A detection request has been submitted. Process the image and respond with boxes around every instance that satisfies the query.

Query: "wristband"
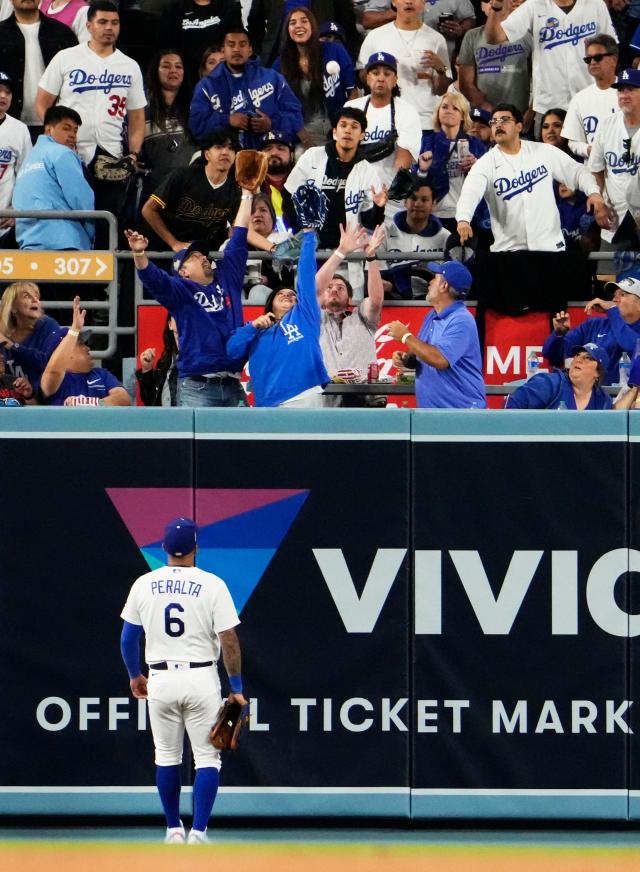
[241,194,253,200]
[68,328,79,337]
[133,249,146,255]
[366,255,377,262]
[229,674,243,694]
[334,249,345,260]
[401,332,412,345]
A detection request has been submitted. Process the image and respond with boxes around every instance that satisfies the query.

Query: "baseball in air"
[325,60,340,76]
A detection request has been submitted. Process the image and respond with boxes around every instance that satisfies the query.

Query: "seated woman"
[273,6,357,150]
[506,343,639,410]
[39,296,131,407]
[227,183,376,407]
[0,281,60,389]
[142,50,197,196]
[136,312,180,406]
[244,194,294,303]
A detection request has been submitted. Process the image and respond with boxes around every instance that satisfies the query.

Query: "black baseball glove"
[291,181,329,230]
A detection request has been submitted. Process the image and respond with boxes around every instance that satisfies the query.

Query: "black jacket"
[0,14,77,120]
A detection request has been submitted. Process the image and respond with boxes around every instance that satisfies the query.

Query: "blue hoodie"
[12,135,95,250]
[189,59,303,148]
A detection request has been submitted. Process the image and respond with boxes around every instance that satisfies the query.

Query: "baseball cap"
[319,20,346,42]
[444,230,477,265]
[612,68,640,89]
[0,71,13,92]
[57,326,92,343]
[172,240,210,274]
[604,271,640,297]
[427,260,473,295]
[259,130,295,150]
[470,107,491,126]
[163,517,198,557]
[365,52,398,73]
[571,342,610,370]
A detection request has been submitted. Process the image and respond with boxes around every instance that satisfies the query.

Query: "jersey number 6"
[164,602,185,637]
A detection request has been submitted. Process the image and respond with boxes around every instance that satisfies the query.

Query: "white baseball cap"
[604,274,640,298]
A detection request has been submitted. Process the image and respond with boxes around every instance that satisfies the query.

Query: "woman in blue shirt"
[0,281,60,388]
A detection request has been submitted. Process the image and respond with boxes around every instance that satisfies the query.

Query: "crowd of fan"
[2,0,640,409]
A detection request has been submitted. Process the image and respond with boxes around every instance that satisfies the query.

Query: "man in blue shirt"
[125,179,255,407]
[543,270,640,386]
[387,259,486,408]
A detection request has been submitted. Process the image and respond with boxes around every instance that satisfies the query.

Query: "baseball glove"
[208,700,249,751]
[291,181,328,230]
[387,168,415,202]
[92,154,136,182]
[235,150,268,193]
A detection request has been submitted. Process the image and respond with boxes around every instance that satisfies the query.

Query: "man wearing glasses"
[456,103,606,252]
[562,34,619,159]
[483,0,615,136]
[588,69,640,250]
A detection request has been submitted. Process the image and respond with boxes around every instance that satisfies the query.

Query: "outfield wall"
[1,408,639,820]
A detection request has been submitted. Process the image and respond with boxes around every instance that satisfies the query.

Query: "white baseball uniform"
[38,42,146,164]
[121,565,240,768]
[562,83,618,159]
[456,140,600,251]
[588,109,640,243]
[0,113,31,238]
[501,0,616,114]
[357,24,451,130]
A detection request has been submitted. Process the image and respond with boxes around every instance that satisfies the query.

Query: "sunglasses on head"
[582,52,614,64]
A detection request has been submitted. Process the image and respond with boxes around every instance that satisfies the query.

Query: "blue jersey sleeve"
[120,620,144,679]
[137,261,188,312]
[505,372,560,409]
[227,322,258,360]
[216,226,248,330]
[294,230,320,333]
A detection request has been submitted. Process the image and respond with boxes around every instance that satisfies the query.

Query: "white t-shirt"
[0,114,32,236]
[121,565,240,664]
[588,110,640,243]
[344,95,422,189]
[457,139,599,251]
[501,0,616,114]
[562,83,618,158]
[18,21,45,126]
[357,23,451,130]
[38,42,146,163]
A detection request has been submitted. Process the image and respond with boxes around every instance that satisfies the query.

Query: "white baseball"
[325,60,340,77]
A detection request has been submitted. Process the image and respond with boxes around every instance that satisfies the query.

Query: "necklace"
[394,22,421,54]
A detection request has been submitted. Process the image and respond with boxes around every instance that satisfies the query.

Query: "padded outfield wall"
[0,408,639,820]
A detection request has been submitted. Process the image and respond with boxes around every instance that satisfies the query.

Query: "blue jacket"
[420,130,487,203]
[189,60,303,148]
[2,315,60,387]
[12,135,94,250]
[227,230,329,405]
[506,369,612,410]
[273,41,354,122]
[44,368,123,406]
[136,227,248,378]
[542,306,640,386]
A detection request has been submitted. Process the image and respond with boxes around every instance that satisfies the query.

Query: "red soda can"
[368,362,379,382]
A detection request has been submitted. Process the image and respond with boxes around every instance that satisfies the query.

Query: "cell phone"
[457,139,470,159]
[439,12,455,26]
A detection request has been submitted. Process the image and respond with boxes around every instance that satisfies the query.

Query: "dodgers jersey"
[456,140,599,251]
[0,114,31,237]
[501,0,616,114]
[562,83,618,159]
[588,110,640,243]
[38,43,146,164]
[121,565,240,664]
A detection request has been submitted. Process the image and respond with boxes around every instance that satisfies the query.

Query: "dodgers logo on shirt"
[280,321,304,344]
[0,148,12,162]
[539,19,597,50]
[583,115,599,137]
[194,288,225,313]
[68,68,134,94]
[493,164,549,200]
[605,150,640,176]
[344,189,365,214]
[364,125,391,143]
[248,82,275,107]
[323,72,340,98]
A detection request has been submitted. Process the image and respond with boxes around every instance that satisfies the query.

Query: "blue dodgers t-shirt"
[45,368,122,406]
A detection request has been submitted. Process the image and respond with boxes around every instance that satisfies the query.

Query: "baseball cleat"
[187,829,209,845]
[164,822,186,844]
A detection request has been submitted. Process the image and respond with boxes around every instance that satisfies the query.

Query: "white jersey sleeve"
[38,49,66,97]
[587,122,606,174]
[455,155,491,224]
[284,147,320,195]
[501,1,534,44]
[548,144,599,197]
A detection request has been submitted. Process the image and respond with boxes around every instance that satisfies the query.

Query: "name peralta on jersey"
[121,565,240,664]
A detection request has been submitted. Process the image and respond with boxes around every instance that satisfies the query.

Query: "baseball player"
[120,518,247,845]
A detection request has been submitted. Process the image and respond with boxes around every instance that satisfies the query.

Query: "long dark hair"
[146,49,192,131]
[158,312,178,371]
[279,6,324,111]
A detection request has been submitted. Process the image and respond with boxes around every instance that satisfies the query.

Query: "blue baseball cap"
[612,68,640,89]
[365,52,398,73]
[571,342,610,370]
[0,71,14,92]
[163,518,198,557]
[319,20,346,42]
[172,240,210,274]
[470,107,491,125]
[259,130,295,150]
[427,260,473,296]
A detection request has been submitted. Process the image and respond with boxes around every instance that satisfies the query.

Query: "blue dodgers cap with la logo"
[259,130,295,150]
[365,52,398,73]
[612,68,640,89]
[470,107,491,125]
[571,342,610,370]
[427,260,473,295]
[319,20,346,41]
[163,518,198,557]
[172,239,210,274]
[0,71,13,92]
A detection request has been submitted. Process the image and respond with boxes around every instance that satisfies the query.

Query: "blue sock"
[192,767,219,832]
[156,764,182,828]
